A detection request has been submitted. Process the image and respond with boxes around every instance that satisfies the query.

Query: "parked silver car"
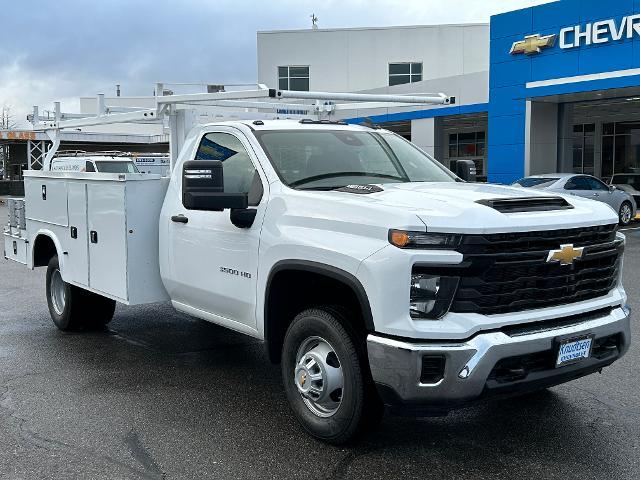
[513,173,636,226]
[610,173,640,212]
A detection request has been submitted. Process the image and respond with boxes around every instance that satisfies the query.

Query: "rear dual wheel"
[46,255,116,331]
[282,307,383,444]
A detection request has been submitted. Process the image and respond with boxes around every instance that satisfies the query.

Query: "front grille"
[448,225,621,315]
[487,333,621,384]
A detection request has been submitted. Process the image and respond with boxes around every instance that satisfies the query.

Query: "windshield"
[254,130,455,189]
[95,161,140,173]
[513,177,559,188]
[611,175,640,190]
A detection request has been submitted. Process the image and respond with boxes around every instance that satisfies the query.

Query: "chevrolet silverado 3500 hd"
[4,119,631,444]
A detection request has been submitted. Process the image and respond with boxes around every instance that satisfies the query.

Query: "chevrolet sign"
[510,34,557,55]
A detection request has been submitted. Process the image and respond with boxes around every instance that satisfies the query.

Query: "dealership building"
[258,0,640,183]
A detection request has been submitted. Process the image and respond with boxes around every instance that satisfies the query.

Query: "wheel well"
[264,262,373,364]
[33,235,58,267]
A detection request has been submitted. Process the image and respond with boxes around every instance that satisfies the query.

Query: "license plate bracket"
[555,334,595,368]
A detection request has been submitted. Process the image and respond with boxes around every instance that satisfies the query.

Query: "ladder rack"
[28,83,451,172]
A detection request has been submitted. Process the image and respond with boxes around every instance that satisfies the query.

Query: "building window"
[448,131,486,177]
[572,124,595,176]
[602,121,640,180]
[278,66,309,91]
[448,132,485,158]
[388,62,422,86]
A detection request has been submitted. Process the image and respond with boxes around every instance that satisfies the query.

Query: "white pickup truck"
[4,119,631,444]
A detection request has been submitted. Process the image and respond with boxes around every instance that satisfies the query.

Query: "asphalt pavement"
[0,203,639,479]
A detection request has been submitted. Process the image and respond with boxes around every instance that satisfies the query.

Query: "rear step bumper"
[367,305,630,413]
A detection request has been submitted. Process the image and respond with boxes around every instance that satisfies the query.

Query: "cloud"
[0,0,554,127]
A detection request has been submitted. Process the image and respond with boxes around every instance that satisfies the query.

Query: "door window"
[584,177,609,191]
[565,176,591,191]
[194,132,260,196]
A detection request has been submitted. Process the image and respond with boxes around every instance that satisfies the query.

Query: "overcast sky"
[0,0,553,127]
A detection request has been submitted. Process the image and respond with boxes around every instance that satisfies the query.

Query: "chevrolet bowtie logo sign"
[547,244,584,266]
[510,34,557,55]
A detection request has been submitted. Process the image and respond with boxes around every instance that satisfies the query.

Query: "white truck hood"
[323,182,619,234]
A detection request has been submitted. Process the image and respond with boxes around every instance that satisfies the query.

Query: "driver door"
[166,128,267,330]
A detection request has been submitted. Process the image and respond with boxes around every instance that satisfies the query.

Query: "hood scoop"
[336,184,384,194]
[476,196,574,213]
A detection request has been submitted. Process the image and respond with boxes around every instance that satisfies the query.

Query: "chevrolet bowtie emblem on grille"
[510,34,557,55]
[547,244,584,266]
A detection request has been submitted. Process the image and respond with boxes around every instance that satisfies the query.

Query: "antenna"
[311,13,318,30]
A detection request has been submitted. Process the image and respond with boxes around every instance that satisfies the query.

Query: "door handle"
[171,215,189,224]
[90,231,98,243]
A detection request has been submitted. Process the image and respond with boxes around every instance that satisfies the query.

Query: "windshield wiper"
[290,172,406,188]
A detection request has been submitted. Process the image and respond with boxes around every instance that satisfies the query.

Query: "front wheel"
[46,255,116,331]
[619,201,633,226]
[281,308,382,444]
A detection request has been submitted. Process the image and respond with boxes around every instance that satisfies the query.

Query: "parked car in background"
[610,173,640,211]
[512,173,636,226]
[48,151,140,174]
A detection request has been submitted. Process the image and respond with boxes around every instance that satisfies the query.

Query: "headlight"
[389,229,461,249]
[410,273,459,319]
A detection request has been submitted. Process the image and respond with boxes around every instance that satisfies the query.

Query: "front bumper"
[367,306,631,413]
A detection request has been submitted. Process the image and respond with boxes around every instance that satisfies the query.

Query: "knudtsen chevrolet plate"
[556,335,594,367]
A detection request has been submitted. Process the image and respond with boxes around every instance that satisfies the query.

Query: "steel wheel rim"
[294,336,344,418]
[621,204,632,224]
[50,268,66,315]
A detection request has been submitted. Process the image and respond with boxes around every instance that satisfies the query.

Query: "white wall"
[527,101,558,175]
[411,118,436,156]
[257,24,489,94]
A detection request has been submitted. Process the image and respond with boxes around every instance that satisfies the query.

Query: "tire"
[281,307,383,444]
[619,201,633,226]
[46,255,116,331]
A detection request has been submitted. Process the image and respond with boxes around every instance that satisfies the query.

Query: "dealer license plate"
[556,335,594,367]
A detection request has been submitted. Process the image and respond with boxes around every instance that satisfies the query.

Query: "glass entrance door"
[602,121,640,180]
[572,124,595,175]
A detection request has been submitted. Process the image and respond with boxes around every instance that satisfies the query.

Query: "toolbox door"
[87,182,127,300]
[65,182,89,286]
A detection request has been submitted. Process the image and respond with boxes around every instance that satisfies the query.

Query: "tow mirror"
[182,160,248,211]
[454,159,477,182]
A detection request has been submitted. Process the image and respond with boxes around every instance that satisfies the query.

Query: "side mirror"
[182,160,248,211]
[454,159,477,182]
[609,185,616,193]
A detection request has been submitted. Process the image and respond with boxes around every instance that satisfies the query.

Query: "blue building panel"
[531,0,581,31]
[578,41,635,75]
[580,0,634,21]
[490,59,531,88]
[487,114,526,146]
[486,143,526,179]
[529,50,581,82]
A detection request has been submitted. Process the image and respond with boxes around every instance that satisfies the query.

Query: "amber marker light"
[389,230,410,248]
